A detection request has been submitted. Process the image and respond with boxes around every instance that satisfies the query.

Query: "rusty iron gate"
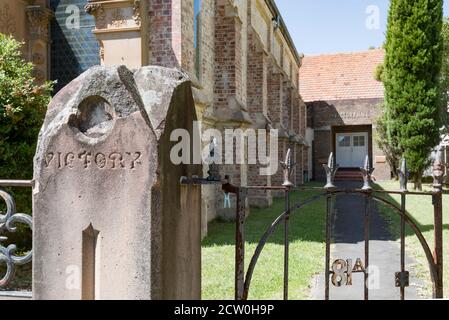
[182,149,445,300]
[1,150,445,300]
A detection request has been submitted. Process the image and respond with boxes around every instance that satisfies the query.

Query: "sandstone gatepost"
[32,65,202,300]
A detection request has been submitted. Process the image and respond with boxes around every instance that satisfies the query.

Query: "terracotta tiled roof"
[299,49,385,102]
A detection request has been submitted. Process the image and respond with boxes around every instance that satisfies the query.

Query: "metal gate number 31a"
[331,258,366,287]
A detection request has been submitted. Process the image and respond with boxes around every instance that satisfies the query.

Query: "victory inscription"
[44,151,143,170]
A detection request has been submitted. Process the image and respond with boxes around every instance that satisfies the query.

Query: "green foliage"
[383,0,444,185]
[374,106,401,179]
[0,34,53,245]
[375,63,385,82]
[439,17,449,133]
[0,34,53,180]
[375,181,449,297]
[202,183,326,300]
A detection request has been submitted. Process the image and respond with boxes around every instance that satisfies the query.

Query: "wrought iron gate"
[2,150,444,300]
[0,180,33,296]
[182,149,445,300]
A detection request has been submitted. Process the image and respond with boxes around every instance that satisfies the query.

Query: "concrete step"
[335,170,363,181]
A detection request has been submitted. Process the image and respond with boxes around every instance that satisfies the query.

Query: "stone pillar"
[85,0,148,68]
[0,1,51,82]
[33,65,202,300]
[25,4,52,83]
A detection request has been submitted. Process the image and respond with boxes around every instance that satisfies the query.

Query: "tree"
[0,34,53,180]
[375,106,401,180]
[384,0,444,190]
[0,34,53,249]
[438,17,449,134]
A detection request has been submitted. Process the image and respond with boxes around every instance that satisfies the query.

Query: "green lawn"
[202,182,327,300]
[374,181,449,298]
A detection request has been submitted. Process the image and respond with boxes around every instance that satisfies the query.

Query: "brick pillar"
[267,62,282,127]
[299,99,308,182]
[148,0,182,67]
[282,76,292,132]
[214,0,250,218]
[293,95,300,135]
[267,60,285,196]
[271,139,286,197]
[214,0,244,110]
[246,29,272,208]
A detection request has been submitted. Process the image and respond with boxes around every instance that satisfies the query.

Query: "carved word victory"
[44,151,143,170]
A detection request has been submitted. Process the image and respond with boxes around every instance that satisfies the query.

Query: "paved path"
[310,181,424,300]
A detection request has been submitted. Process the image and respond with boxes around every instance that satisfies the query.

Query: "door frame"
[332,125,373,169]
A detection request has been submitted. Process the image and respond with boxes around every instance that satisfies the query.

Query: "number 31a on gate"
[330,258,365,287]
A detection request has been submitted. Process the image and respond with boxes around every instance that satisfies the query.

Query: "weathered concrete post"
[32,66,201,300]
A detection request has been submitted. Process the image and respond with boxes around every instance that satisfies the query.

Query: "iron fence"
[182,148,445,300]
[1,148,444,300]
[0,180,33,294]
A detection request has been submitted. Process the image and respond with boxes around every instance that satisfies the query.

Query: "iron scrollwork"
[0,189,33,287]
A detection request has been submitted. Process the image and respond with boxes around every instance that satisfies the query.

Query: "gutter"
[264,0,304,67]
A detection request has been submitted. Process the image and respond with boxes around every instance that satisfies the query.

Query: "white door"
[336,132,368,168]
[336,134,352,167]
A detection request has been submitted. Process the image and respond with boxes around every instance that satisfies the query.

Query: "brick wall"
[148,0,181,68]
[308,98,390,180]
[81,0,307,234]
[282,76,292,131]
[267,62,282,126]
[247,30,266,118]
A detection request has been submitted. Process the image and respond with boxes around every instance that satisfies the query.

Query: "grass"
[374,181,449,298]
[0,263,31,292]
[201,182,327,300]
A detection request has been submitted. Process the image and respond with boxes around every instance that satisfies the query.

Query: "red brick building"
[4,0,308,237]
[300,49,391,181]
[81,0,308,236]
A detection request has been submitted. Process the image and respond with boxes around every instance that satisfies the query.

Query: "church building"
[1,0,308,237]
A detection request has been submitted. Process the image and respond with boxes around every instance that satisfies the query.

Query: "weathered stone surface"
[33,65,201,300]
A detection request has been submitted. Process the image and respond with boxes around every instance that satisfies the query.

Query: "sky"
[276,0,449,56]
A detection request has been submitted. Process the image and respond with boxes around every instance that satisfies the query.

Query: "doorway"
[335,132,368,168]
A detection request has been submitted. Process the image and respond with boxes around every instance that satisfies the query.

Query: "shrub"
[0,34,53,248]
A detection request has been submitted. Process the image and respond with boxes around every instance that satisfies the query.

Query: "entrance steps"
[335,170,363,181]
